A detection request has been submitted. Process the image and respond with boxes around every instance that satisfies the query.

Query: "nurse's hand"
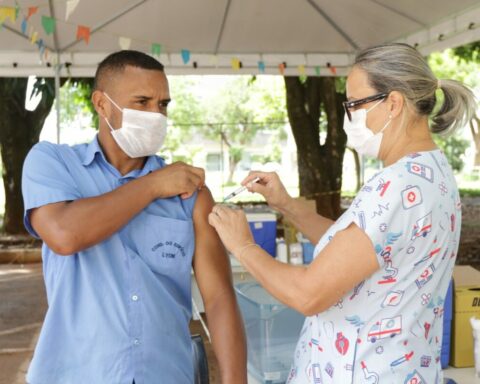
[241,171,292,212]
[208,204,255,258]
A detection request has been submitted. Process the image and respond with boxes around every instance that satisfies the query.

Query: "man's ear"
[387,91,404,118]
[91,90,108,119]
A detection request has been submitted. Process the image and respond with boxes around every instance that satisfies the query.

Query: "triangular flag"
[315,66,321,76]
[41,16,56,35]
[181,49,190,64]
[31,31,38,44]
[76,25,90,44]
[258,61,265,73]
[27,6,38,20]
[209,55,218,66]
[278,63,286,75]
[119,37,131,50]
[65,0,80,21]
[329,66,337,75]
[37,39,45,55]
[151,43,161,56]
[298,65,305,75]
[231,58,240,71]
[21,17,27,34]
[0,7,16,23]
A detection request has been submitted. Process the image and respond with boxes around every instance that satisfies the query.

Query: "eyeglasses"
[342,92,388,122]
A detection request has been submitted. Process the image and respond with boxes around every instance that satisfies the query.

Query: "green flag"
[41,15,56,35]
[151,43,162,56]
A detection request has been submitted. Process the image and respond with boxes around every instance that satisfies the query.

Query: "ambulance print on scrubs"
[286,149,461,384]
[103,92,167,158]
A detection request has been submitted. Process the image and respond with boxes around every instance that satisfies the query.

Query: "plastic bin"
[246,212,277,257]
[441,279,453,368]
[235,282,304,383]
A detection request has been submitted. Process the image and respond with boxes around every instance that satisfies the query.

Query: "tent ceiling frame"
[214,0,232,55]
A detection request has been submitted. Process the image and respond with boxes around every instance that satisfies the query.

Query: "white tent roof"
[1,0,480,77]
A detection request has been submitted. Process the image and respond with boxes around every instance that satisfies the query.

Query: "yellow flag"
[0,7,16,23]
[231,58,240,70]
[31,31,38,44]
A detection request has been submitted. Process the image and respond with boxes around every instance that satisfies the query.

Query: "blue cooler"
[301,241,315,264]
[441,279,453,368]
[246,212,277,257]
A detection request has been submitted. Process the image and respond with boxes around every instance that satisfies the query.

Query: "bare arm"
[30,162,205,255]
[192,189,247,384]
[208,206,379,316]
[242,171,334,244]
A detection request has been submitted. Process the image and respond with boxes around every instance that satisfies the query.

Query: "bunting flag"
[278,62,286,75]
[298,64,305,75]
[41,15,56,35]
[119,36,131,50]
[37,39,45,55]
[0,7,16,23]
[76,25,90,44]
[258,61,265,73]
[151,43,161,56]
[21,17,27,34]
[181,49,190,64]
[231,58,240,70]
[27,6,38,20]
[329,65,337,75]
[30,30,38,44]
[65,0,80,21]
[209,55,218,66]
[315,66,321,76]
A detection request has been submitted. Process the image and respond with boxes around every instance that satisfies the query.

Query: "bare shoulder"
[193,187,215,220]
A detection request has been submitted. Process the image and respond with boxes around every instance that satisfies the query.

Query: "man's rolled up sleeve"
[21,141,81,238]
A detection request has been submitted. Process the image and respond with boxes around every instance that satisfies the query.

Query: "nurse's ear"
[386,91,404,119]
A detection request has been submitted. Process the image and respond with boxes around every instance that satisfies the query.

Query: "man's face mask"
[343,98,392,159]
[103,93,167,158]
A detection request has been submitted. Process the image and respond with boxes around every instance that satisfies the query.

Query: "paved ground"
[0,263,218,384]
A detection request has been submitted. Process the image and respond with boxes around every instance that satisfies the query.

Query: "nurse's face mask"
[103,93,167,158]
[342,92,392,158]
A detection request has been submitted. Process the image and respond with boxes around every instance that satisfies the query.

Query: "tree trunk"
[470,115,480,167]
[0,78,56,234]
[284,76,347,219]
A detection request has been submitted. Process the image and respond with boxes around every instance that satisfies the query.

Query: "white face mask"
[103,93,167,158]
[343,99,392,158]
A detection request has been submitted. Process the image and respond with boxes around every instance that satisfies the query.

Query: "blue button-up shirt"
[22,137,197,384]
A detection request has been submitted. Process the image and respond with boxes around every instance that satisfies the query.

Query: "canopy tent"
[0,0,480,77]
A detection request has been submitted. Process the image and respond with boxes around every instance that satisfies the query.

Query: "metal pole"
[55,59,61,144]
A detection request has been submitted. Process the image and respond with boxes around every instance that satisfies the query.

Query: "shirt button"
[132,295,139,301]
[134,339,140,346]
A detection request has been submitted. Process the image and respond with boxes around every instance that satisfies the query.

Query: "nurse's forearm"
[278,198,334,244]
[238,246,323,316]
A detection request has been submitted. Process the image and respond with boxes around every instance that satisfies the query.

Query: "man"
[21,50,247,384]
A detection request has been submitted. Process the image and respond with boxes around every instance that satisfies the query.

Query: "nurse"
[208,43,476,383]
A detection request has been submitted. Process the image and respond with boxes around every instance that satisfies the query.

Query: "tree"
[0,77,57,234]
[201,76,287,184]
[429,48,480,168]
[284,76,347,219]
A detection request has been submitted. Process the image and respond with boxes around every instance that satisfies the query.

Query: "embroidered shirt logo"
[151,241,186,258]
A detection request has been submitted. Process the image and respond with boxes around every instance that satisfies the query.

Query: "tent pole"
[55,57,61,144]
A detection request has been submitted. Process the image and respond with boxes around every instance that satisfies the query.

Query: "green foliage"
[459,188,480,197]
[453,42,480,63]
[59,78,97,129]
[433,134,470,172]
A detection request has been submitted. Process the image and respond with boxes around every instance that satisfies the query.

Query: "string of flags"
[0,0,338,75]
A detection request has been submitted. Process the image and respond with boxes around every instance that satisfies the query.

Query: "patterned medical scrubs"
[287,150,460,384]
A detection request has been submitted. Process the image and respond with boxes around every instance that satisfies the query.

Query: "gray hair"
[354,43,477,135]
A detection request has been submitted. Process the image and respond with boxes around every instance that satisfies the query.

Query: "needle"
[223,177,261,202]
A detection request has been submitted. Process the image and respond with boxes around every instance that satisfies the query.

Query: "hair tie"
[437,79,442,89]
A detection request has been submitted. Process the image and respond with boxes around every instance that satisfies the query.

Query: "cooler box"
[441,279,453,368]
[235,282,304,383]
[451,265,480,367]
[246,212,277,257]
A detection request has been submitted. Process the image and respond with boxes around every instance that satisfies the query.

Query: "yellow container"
[451,266,480,367]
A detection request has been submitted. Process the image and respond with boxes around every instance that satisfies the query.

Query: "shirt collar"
[82,135,160,176]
